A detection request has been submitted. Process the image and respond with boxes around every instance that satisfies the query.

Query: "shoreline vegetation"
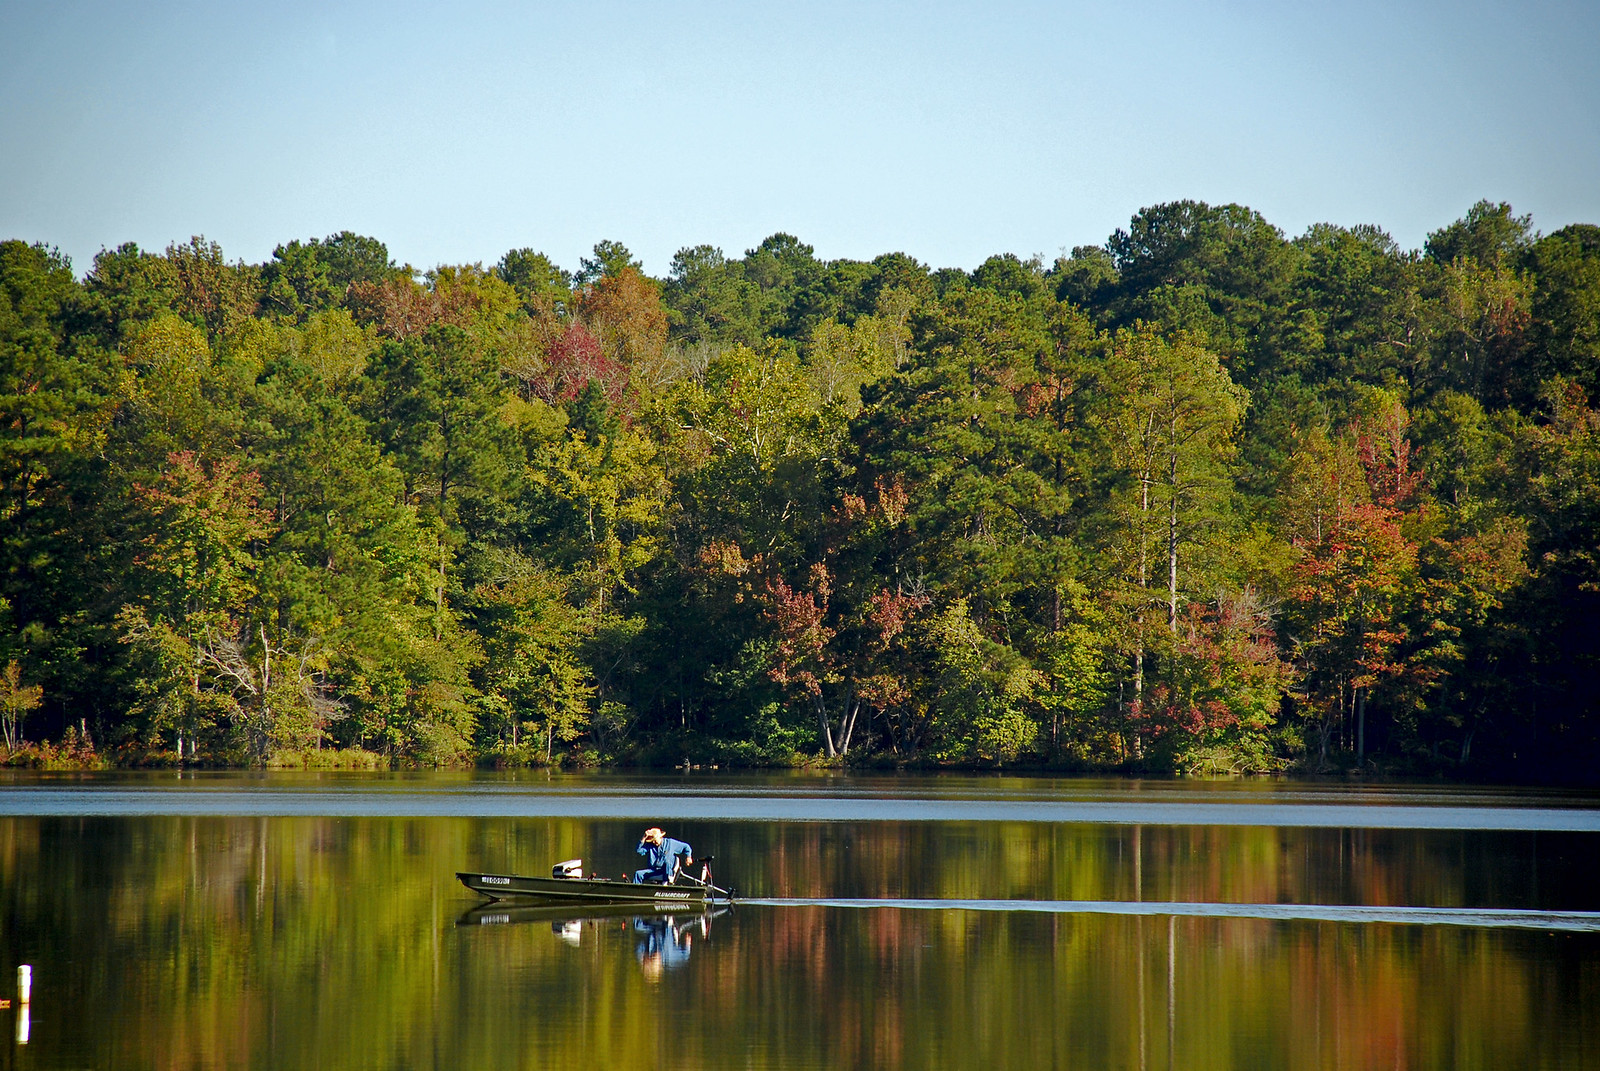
[2,201,1598,782]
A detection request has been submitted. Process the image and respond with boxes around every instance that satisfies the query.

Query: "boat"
[457,870,710,905]
[457,856,731,906]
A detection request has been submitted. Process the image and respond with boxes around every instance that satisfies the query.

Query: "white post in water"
[15,964,31,1045]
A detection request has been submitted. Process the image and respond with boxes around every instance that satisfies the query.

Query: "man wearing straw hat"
[633,826,694,884]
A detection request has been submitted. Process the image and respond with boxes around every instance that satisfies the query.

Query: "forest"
[1,200,1597,780]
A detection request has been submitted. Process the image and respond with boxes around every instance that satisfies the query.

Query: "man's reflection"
[633,913,695,979]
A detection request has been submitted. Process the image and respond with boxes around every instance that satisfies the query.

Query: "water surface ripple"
[740,898,1600,930]
[2,783,1597,830]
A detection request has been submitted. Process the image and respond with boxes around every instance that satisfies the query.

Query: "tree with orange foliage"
[573,266,669,372]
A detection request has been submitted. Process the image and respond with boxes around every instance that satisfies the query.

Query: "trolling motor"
[672,855,736,901]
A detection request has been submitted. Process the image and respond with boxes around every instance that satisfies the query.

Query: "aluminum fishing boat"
[457,857,730,905]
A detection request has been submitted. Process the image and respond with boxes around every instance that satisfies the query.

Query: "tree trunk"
[1357,688,1366,763]
[259,624,273,763]
[816,694,837,757]
[436,543,447,641]
[1168,436,1179,636]
[1130,646,1145,762]
[838,695,861,757]
[1132,467,1149,761]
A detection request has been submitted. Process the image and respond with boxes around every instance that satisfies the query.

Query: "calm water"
[0,772,1597,1070]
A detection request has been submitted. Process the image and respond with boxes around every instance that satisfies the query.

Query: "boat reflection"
[457,901,730,977]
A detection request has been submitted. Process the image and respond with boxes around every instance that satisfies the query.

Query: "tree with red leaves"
[1281,419,1421,768]
[532,322,630,410]
[744,477,931,758]
[1138,589,1293,773]
[758,561,934,759]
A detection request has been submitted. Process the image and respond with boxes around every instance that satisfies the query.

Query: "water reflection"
[632,911,713,978]
[456,901,708,928]
[4,771,1597,830]
[0,793,1594,1069]
[457,901,728,980]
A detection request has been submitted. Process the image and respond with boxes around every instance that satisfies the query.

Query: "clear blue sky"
[3,0,1597,278]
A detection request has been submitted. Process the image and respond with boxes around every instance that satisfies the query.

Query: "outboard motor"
[552,858,583,879]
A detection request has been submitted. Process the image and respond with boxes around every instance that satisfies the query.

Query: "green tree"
[1525,224,1600,400]
[1287,224,1427,395]
[0,658,43,751]
[1425,200,1533,271]
[663,245,763,346]
[524,397,669,615]
[468,554,594,763]
[250,359,476,763]
[919,599,1043,763]
[671,342,828,561]
[359,324,519,554]
[260,239,338,323]
[163,236,260,345]
[1492,380,1600,778]
[83,242,179,344]
[496,248,571,318]
[0,241,122,726]
[1094,326,1247,754]
[118,451,270,758]
[573,240,642,288]
[1104,201,1300,380]
[1050,245,1119,314]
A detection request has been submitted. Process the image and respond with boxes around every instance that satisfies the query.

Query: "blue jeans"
[633,868,669,884]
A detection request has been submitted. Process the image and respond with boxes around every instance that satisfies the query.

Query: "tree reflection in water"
[0,809,1595,1069]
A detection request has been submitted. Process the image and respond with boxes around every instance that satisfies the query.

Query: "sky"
[2,0,1597,278]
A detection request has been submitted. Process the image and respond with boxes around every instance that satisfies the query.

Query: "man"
[633,826,693,884]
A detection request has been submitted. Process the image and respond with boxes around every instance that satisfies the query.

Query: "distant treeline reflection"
[0,815,1595,1069]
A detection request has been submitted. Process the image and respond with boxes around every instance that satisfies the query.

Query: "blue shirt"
[637,836,693,876]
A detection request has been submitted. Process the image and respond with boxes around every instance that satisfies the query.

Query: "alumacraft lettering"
[481,876,512,885]
[652,891,694,899]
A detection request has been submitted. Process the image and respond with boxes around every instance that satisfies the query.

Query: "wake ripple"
[737,898,1600,931]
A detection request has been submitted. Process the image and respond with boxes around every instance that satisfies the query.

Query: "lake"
[0,771,1596,1069]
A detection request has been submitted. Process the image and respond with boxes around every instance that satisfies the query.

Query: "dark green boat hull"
[457,870,709,905]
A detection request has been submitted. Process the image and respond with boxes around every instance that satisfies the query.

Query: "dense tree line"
[2,201,1597,778]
